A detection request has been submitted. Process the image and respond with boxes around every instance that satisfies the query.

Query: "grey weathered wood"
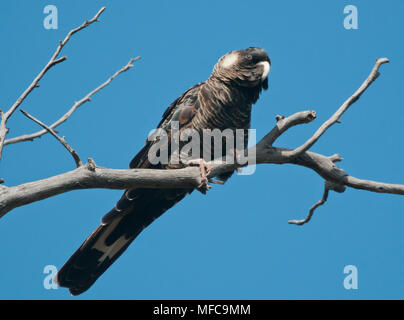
[0,162,202,218]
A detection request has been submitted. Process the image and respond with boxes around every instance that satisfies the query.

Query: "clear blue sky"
[0,0,403,299]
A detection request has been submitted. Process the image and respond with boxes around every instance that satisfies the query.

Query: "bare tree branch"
[20,110,83,168]
[257,110,317,148]
[4,57,140,146]
[2,127,404,220]
[0,161,203,218]
[0,7,106,160]
[343,176,404,195]
[280,58,390,160]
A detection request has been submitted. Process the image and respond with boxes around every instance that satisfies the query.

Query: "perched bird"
[55,47,271,295]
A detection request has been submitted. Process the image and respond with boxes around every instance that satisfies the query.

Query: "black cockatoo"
[56,47,271,295]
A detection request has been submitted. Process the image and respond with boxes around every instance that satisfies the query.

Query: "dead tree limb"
[0,7,106,159]
[20,110,83,168]
[4,56,140,146]
[281,58,389,160]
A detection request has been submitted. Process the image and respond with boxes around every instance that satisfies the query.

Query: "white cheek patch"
[221,52,238,68]
[258,61,270,80]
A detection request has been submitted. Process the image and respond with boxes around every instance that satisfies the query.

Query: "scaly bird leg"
[183,158,212,194]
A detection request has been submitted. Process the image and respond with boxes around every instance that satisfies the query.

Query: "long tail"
[55,188,189,296]
[54,218,136,295]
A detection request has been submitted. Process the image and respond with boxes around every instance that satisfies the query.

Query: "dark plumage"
[55,47,271,295]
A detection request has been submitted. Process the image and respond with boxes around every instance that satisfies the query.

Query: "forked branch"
[20,110,83,168]
[4,57,140,146]
[0,7,106,160]
[279,58,389,160]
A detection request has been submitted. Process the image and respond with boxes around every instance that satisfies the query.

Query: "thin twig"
[20,110,82,168]
[288,185,330,226]
[257,110,317,148]
[0,7,106,160]
[4,57,140,146]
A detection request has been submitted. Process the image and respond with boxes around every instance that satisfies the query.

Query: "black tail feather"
[56,188,189,295]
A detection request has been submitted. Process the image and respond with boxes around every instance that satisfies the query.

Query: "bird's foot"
[184,158,212,194]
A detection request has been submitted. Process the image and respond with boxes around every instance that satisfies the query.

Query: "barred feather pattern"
[56,47,270,296]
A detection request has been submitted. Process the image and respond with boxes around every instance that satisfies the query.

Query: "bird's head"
[212,47,271,90]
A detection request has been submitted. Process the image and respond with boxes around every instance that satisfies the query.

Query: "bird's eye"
[246,54,253,61]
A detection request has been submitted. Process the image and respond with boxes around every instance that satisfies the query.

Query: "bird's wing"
[55,82,204,295]
[102,82,204,224]
[129,82,204,169]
